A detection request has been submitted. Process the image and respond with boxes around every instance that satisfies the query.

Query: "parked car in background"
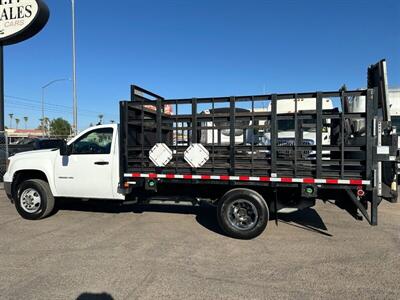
[8,138,65,156]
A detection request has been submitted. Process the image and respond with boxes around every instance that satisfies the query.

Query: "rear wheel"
[217,188,269,239]
[15,179,55,220]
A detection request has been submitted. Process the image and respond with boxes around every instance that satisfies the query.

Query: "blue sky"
[4,0,400,130]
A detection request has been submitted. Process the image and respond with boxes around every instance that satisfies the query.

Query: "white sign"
[0,0,39,38]
[149,143,173,167]
[0,0,48,46]
[184,144,209,168]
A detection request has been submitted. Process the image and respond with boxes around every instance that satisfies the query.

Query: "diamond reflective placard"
[184,144,209,168]
[149,143,173,167]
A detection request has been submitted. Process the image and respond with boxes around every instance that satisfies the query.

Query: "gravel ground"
[0,192,399,300]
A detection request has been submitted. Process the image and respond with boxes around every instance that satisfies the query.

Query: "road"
[0,192,399,300]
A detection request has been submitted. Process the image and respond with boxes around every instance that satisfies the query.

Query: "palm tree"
[15,118,20,129]
[43,117,50,136]
[39,118,48,135]
[8,113,13,128]
[98,114,104,125]
[110,120,115,124]
[23,117,28,129]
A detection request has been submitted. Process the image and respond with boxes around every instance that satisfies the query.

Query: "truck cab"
[4,124,124,218]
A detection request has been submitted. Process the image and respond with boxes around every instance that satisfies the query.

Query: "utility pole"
[0,46,4,132]
[71,0,78,135]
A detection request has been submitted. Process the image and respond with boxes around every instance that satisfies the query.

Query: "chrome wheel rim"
[20,188,41,213]
[227,199,258,230]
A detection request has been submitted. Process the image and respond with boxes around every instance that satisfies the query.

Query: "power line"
[5,94,118,118]
[5,102,118,120]
[4,95,118,119]
[6,94,113,115]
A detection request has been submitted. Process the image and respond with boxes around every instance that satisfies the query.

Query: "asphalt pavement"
[0,192,399,299]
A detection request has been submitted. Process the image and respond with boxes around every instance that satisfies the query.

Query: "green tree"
[44,117,50,133]
[23,116,28,129]
[8,113,13,128]
[38,118,44,130]
[50,118,71,136]
[98,114,104,125]
[15,118,20,129]
[38,117,50,136]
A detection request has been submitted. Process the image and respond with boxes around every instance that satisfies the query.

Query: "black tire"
[15,179,55,220]
[217,188,269,239]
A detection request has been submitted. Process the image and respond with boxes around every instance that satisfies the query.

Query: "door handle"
[94,161,109,165]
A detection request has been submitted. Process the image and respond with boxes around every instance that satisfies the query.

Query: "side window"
[71,128,114,155]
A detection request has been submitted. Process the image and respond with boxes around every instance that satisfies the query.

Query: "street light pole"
[41,78,70,137]
[71,0,78,135]
[41,87,45,136]
[0,46,4,132]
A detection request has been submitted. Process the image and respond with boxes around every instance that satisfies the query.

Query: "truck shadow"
[55,199,227,237]
[277,209,332,237]
[133,203,228,237]
[55,199,331,237]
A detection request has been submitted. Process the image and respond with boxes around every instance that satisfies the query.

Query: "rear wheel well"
[12,170,49,199]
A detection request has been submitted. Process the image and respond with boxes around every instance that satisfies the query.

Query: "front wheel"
[15,179,55,220]
[217,188,269,239]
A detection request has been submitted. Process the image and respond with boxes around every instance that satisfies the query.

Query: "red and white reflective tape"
[124,173,370,186]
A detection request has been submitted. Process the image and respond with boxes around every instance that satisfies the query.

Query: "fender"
[6,149,59,196]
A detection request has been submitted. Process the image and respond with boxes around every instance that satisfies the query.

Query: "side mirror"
[59,141,72,156]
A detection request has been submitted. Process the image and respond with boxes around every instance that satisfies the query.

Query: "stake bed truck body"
[3,60,398,239]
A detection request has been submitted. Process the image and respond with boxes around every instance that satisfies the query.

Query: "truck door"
[54,127,115,199]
